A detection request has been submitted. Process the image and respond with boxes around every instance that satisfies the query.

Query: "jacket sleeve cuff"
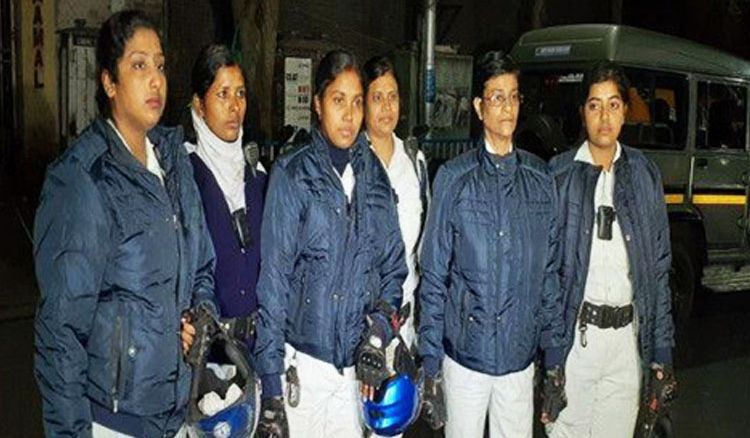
[422,356,441,379]
[544,347,564,369]
[653,347,673,365]
[261,373,283,399]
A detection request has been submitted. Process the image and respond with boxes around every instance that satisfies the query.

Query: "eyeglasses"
[483,92,523,108]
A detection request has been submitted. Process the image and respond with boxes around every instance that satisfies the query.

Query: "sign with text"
[284,57,312,132]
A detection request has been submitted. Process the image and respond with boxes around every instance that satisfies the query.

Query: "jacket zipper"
[170,208,182,406]
[111,316,122,413]
[156,161,183,407]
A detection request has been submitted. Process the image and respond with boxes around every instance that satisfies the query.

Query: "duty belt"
[577,301,634,347]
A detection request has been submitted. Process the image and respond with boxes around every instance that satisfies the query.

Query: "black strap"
[220,313,257,341]
[403,137,429,252]
[403,137,429,211]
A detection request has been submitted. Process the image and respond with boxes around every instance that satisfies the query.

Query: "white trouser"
[92,423,187,438]
[547,323,641,438]
[282,344,362,438]
[443,356,534,438]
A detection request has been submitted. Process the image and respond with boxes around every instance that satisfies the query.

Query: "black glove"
[356,317,389,388]
[256,397,289,438]
[183,304,217,367]
[636,364,677,438]
[421,374,446,430]
[541,366,567,423]
[646,363,677,408]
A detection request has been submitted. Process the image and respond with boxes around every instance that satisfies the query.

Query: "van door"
[691,80,749,250]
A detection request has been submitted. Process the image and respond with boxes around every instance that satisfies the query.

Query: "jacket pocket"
[110,315,122,412]
[109,307,134,412]
[289,264,310,333]
[458,290,470,349]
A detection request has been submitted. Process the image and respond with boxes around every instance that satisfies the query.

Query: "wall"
[163,0,416,137]
[56,0,109,29]
[161,0,219,127]
[19,0,59,174]
[279,0,409,57]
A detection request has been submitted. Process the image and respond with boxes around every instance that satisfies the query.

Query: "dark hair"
[582,62,631,107]
[191,44,244,100]
[314,50,363,98]
[363,55,399,93]
[472,51,519,99]
[95,10,159,116]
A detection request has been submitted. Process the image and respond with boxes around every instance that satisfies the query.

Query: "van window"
[621,68,688,150]
[520,70,585,147]
[697,82,747,150]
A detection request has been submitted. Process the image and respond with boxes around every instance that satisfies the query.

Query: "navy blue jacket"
[189,154,266,321]
[549,146,675,365]
[33,118,216,437]
[418,144,565,377]
[254,129,407,392]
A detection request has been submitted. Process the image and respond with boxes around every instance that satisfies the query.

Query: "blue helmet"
[362,371,421,436]
[192,397,256,438]
[361,303,422,437]
[186,314,258,438]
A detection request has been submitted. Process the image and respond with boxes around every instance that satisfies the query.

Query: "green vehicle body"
[510,24,750,325]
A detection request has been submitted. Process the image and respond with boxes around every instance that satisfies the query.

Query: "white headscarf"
[186,107,246,212]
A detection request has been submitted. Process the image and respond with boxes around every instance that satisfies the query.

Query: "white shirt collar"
[107,119,164,185]
[574,141,621,168]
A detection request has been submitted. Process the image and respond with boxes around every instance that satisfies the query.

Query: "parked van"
[511,24,750,328]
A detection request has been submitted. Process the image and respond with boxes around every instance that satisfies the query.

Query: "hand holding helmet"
[356,314,391,398]
[183,303,219,366]
[360,304,422,437]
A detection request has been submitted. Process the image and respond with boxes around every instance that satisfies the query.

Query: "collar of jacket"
[477,137,519,177]
[309,127,369,174]
[92,117,183,178]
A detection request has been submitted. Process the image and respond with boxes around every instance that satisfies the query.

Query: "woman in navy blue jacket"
[418,52,564,438]
[185,44,266,342]
[33,10,216,437]
[544,62,676,438]
[253,50,407,438]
